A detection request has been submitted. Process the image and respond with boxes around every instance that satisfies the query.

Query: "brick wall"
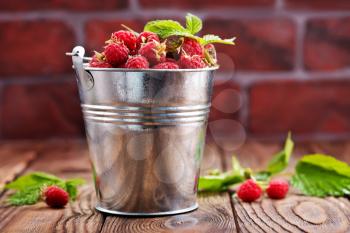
[0,0,349,140]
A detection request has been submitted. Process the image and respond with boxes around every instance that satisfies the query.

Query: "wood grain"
[229,141,350,233]
[0,141,104,233]
[1,140,350,233]
[100,144,237,233]
[0,143,37,190]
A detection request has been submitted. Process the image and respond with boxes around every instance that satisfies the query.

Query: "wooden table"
[0,139,350,233]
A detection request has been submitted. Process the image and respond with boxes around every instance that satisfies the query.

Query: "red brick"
[0,0,127,11]
[203,18,296,71]
[0,21,75,77]
[85,19,146,56]
[249,79,350,135]
[140,0,275,9]
[304,17,350,71]
[285,0,350,10]
[0,80,84,139]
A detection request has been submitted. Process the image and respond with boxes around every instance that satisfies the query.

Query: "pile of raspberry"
[89,30,216,69]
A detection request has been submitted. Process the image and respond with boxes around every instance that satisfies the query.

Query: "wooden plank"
[227,141,350,233]
[0,143,37,190]
[0,141,104,233]
[100,143,237,233]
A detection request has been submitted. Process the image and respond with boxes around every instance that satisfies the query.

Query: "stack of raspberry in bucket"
[89,13,235,69]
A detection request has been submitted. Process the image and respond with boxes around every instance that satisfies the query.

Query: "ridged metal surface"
[71,46,216,216]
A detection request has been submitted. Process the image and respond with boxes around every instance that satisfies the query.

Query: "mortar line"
[294,16,306,73]
[0,9,349,21]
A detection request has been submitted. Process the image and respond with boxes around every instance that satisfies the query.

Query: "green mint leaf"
[144,20,189,38]
[8,187,41,206]
[266,133,294,175]
[5,172,86,205]
[232,156,245,177]
[143,19,201,41]
[65,178,86,200]
[253,171,271,182]
[185,13,202,34]
[198,172,244,192]
[201,34,236,45]
[198,156,249,192]
[291,154,350,197]
[5,172,63,191]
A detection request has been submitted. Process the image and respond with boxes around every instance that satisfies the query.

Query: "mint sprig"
[144,19,196,39]
[198,156,247,192]
[199,134,294,192]
[185,13,202,35]
[4,172,85,205]
[144,13,236,45]
[291,154,350,197]
[200,34,236,46]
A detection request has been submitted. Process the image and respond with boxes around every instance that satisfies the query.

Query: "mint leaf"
[267,133,294,175]
[8,187,41,205]
[144,20,191,38]
[198,172,244,192]
[232,156,245,177]
[198,156,246,192]
[200,34,236,45]
[186,13,202,34]
[5,172,86,205]
[291,154,350,197]
[65,178,86,200]
[5,172,63,191]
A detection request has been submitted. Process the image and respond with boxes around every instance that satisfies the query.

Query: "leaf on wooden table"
[291,154,350,197]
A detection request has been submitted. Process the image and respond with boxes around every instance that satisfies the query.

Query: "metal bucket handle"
[67,46,94,92]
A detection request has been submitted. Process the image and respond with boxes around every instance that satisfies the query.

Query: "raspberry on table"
[153,62,179,69]
[266,179,289,199]
[237,179,262,202]
[181,38,204,57]
[179,54,207,69]
[42,185,69,208]
[104,42,129,67]
[139,41,166,66]
[125,56,149,69]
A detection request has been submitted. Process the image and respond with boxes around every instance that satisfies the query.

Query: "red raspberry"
[139,41,166,65]
[104,43,129,67]
[237,179,262,202]
[178,54,207,69]
[266,179,289,199]
[153,62,179,69]
[165,57,177,63]
[181,38,204,57]
[110,30,137,53]
[137,31,160,49]
[42,185,69,208]
[89,52,112,68]
[125,56,149,69]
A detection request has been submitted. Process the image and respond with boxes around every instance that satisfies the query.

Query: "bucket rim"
[84,64,219,72]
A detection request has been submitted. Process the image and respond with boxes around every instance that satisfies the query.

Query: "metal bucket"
[70,46,216,216]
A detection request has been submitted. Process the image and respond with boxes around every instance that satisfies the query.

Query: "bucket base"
[95,203,199,217]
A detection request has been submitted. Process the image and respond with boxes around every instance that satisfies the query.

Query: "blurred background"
[0,0,349,142]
